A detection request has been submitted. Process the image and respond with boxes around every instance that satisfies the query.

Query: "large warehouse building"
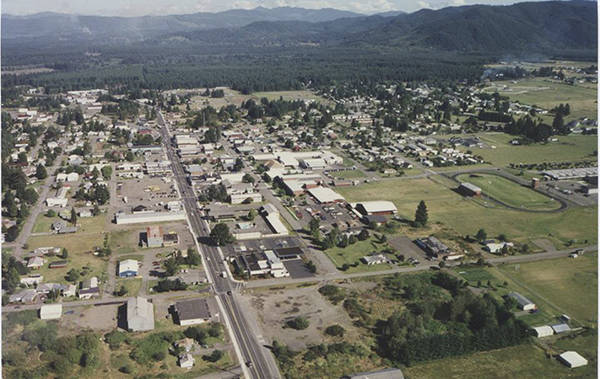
[115,211,186,225]
[307,187,346,204]
[354,201,398,216]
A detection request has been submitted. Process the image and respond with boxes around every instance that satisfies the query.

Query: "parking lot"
[116,176,179,211]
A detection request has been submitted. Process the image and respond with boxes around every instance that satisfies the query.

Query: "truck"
[221,271,227,278]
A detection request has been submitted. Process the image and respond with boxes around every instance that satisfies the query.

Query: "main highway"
[157,110,280,379]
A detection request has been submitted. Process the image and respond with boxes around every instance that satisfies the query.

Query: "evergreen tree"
[70,207,78,225]
[414,200,428,227]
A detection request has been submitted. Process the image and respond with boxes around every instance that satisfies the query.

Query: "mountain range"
[2,2,596,55]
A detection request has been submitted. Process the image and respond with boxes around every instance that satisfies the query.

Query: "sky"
[2,0,545,17]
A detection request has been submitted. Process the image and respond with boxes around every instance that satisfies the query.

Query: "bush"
[184,326,207,344]
[287,316,309,330]
[104,330,127,350]
[324,324,345,337]
[203,349,223,362]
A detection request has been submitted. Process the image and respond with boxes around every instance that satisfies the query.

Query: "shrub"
[324,324,345,337]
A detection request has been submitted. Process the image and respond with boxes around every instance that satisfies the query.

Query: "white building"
[532,325,554,338]
[558,351,588,368]
[307,187,345,204]
[40,304,62,320]
[127,297,155,332]
[114,211,186,225]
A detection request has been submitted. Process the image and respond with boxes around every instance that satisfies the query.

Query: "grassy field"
[336,177,597,248]
[483,77,597,121]
[323,237,394,273]
[497,253,597,326]
[404,340,596,379]
[32,214,60,233]
[115,278,142,296]
[460,133,597,167]
[329,170,366,179]
[455,173,560,210]
[251,90,328,103]
[34,254,108,285]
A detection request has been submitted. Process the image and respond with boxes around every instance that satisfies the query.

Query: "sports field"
[336,177,597,248]
[455,173,560,210]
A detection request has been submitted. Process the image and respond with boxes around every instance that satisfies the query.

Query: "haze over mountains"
[2,2,596,55]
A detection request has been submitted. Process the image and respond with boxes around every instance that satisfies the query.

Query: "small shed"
[532,325,554,338]
[40,304,62,320]
[508,292,536,311]
[558,351,588,368]
[551,323,571,334]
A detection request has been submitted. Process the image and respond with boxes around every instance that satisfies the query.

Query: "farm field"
[456,133,597,167]
[455,173,560,210]
[336,177,597,248]
[483,77,597,121]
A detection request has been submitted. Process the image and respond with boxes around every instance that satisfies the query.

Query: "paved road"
[245,244,598,289]
[13,154,65,259]
[157,111,280,379]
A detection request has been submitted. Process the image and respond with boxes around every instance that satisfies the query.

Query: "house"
[20,275,44,286]
[362,254,390,265]
[127,297,155,332]
[178,353,195,369]
[119,259,139,277]
[532,325,554,338]
[40,304,62,320]
[163,232,179,247]
[558,351,588,368]
[79,276,100,299]
[508,292,536,311]
[27,256,45,269]
[458,182,482,197]
[48,260,68,269]
[354,201,398,216]
[146,225,163,247]
[62,284,77,297]
[174,298,216,326]
[484,241,515,254]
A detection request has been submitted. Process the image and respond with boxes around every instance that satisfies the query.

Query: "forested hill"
[131,1,597,56]
[1,6,361,42]
[350,1,597,52]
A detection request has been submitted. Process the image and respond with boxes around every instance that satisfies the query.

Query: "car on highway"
[246,361,253,368]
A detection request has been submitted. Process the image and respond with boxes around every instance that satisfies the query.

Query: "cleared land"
[336,177,597,248]
[455,173,560,210]
[458,133,597,167]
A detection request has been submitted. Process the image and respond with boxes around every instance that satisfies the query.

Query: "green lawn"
[115,278,143,296]
[32,214,60,233]
[460,133,597,167]
[497,253,597,326]
[323,237,394,273]
[336,177,597,248]
[455,173,560,210]
[251,90,329,104]
[35,254,108,285]
[330,170,366,179]
[484,77,597,121]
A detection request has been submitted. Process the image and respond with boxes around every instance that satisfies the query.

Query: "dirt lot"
[246,285,360,350]
[60,304,120,332]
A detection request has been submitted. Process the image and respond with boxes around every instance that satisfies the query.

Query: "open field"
[188,88,329,110]
[483,77,597,121]
[404,339,596,379]
[336,177,597,248]
[115,278,143,296]
[498,253,597,325]
[455,173,560,210]
[457,133,597,167]
[329,170,366,179]
[251,90,329,104]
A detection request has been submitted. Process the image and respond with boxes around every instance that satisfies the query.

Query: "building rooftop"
[175,298,212,321]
